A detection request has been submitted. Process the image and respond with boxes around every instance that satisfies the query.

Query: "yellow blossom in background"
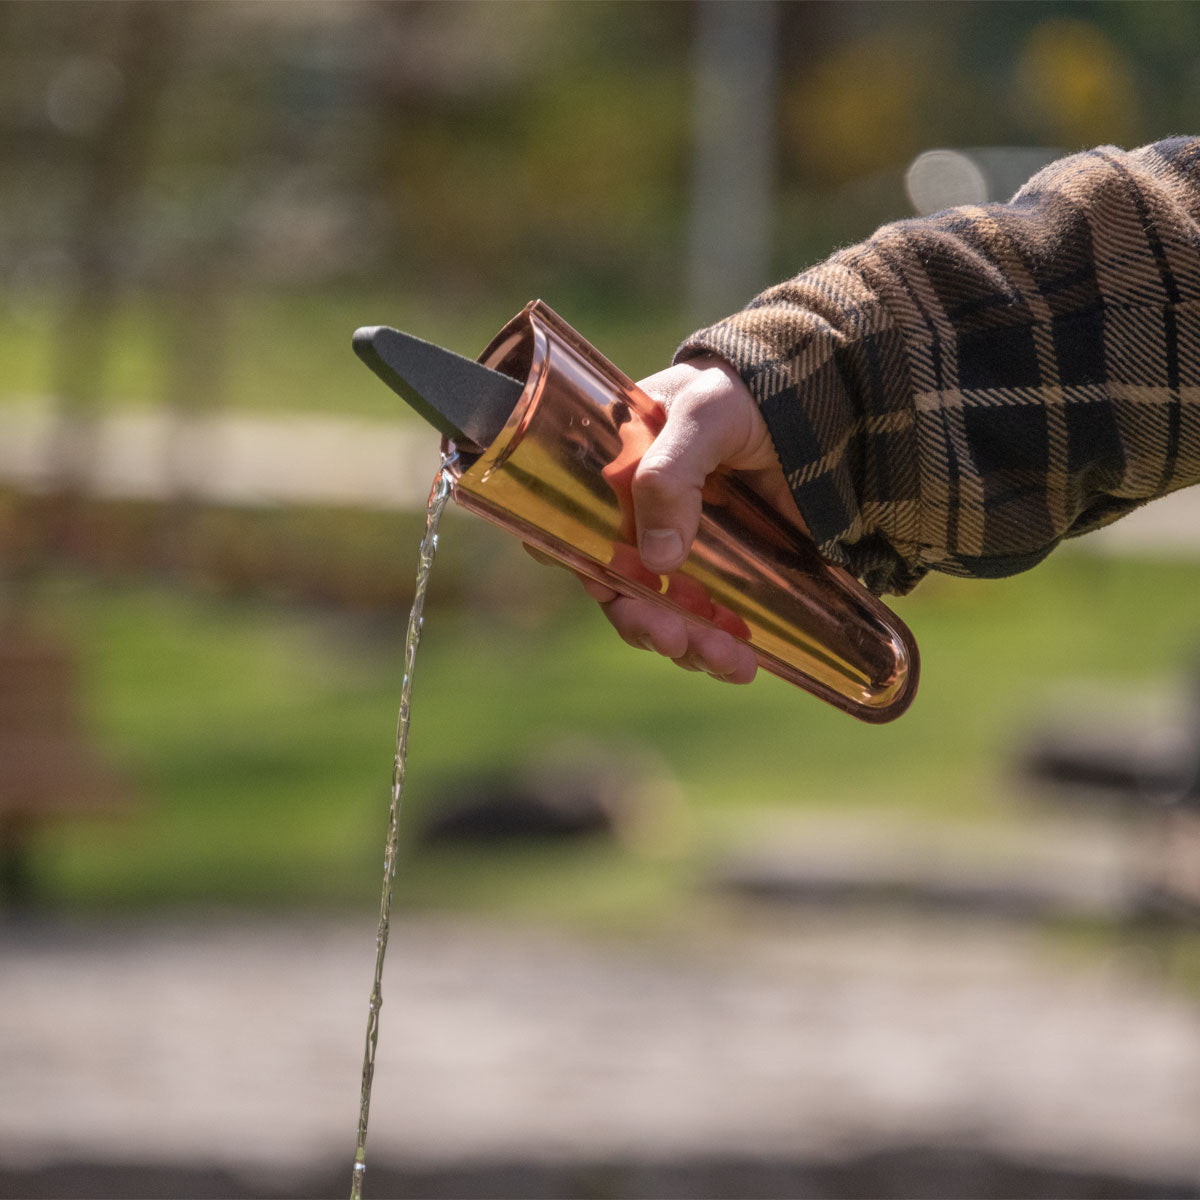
[1016,18,1141,149]
[783,33,931,184]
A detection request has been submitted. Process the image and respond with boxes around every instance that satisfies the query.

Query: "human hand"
[568,354,805,684]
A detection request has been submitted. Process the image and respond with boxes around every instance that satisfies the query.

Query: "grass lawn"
[0,287,691,420]
[21,546,1200,931]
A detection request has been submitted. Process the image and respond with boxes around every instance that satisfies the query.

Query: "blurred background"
[3,1,1200,1197]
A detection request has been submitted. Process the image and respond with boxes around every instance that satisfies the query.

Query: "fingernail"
[640,528,683,572]
[635,635,656,652]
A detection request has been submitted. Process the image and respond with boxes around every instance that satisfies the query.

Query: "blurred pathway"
[2,399,1200,554]
[0,402,439,510]
[1,911,1199,1192]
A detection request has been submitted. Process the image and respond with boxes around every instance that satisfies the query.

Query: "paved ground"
[3,400,1200,557]
[2,902,1199,1196]
[0,403,439,510]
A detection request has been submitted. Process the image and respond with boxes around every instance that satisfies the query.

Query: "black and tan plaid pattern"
[677,137,1200,594]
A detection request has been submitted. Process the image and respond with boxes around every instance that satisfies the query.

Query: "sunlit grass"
[24,548,1200,930]
[0,287,691,419]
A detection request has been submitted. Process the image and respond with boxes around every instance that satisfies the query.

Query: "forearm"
[678,137,1200,594]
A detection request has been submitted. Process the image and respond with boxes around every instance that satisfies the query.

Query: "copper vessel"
[439,301,919,722]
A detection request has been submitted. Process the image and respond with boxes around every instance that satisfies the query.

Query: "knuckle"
[633,453,687,500]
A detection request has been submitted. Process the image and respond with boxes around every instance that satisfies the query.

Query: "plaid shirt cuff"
[677,137,1200,595]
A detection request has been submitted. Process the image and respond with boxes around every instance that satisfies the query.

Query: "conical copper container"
[444,301,919,722]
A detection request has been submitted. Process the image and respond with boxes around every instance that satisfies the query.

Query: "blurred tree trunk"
[688,0,779,324]
[36,1,182,575]
[156,252,230,580]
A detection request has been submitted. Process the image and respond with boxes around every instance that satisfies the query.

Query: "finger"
[632,403,734,574]
[523,542,619,602]
[579,575,618,603]
[600,594,690,659]
[601,595,757,684]
[682,622,758,684]
[522,543,558,568]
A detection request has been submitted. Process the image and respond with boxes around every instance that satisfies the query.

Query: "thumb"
[631,391,736,574]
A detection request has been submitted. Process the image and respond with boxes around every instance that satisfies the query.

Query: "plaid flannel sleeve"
[677,137,1200,595]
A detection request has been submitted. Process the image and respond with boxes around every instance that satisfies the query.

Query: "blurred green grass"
[25,547,1200,929]
[0,288,692,417]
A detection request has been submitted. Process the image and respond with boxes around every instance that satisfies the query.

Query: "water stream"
[350,459,455,1200]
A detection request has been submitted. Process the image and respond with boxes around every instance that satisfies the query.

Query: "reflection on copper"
[443,301,919,722]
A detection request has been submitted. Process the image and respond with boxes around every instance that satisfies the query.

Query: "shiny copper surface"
[444,301,919,721]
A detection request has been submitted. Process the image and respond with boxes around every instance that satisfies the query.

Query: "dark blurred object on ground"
[0,621,130,907]
[1020,673,1200,928]
[710,809,1137,930]
[418,738,681,852]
